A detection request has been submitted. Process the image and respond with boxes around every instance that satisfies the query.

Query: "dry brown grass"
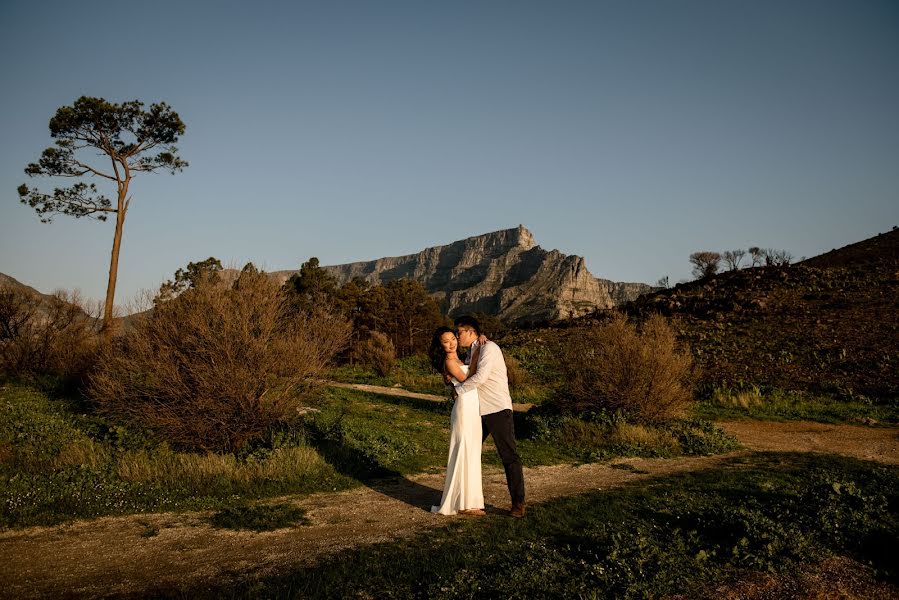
[556,314,695,422]
[115,445,329,488]
[51,438,110,470]
[504,354,529,390]
[88,266,351,453]
[713,386,765,409]
[0,287,101,383]
[607,422,680,453]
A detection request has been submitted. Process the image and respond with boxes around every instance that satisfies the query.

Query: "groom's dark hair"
[454,315,481,336]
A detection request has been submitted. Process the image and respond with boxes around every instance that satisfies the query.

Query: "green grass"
[696,386,899,424]
[0,382,352,527]
[208,502,310,531]
[311,388,739,473]
[307,387,454,476]
[1,381,738,528]
[325,355,448,396]
[187,453,899,599]
[325,351,556,405]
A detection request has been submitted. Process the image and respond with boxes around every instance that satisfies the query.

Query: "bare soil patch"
[719,420,899,464]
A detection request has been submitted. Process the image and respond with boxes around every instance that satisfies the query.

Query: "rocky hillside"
[271,226,652,323]
[621,228,899,400]
[0,273,49,298]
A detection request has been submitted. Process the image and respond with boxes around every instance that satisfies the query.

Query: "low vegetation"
[554,313,694,422]
[208,502,310,532]
[627,262,899,403]
[698,385,899,424]
[0,384,351,528]
[192,453,899,598]
[88,265,350,453]
[0,381,736,528]
[354,330,396,377]
[0,287,100,388]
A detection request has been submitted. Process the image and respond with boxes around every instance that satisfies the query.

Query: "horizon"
[2,1,897,306]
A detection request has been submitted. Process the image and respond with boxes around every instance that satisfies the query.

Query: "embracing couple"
[428,315,526,518]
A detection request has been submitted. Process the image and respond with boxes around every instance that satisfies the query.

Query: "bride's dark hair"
[428,326,456,373]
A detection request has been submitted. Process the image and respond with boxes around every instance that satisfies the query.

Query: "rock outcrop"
[272,226,652,323]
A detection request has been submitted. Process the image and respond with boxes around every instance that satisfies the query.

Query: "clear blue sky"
[2,0,897,308]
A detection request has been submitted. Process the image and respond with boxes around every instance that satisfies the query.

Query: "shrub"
[504,354,529,390]
[689,251,721,279]
[0,287,100,385]
[555,314,695,422]
[88,265,350,453]
[356,331,396,377]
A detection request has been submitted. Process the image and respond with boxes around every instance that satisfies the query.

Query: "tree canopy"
[18,96,187,333]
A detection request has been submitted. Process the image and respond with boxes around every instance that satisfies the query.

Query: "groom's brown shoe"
[510,503,526,518]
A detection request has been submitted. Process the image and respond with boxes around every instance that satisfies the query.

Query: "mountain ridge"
[268,225,653,322]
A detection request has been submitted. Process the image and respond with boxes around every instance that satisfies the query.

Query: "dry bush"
[0,287,101,382]
[556,313,695,422]
[504,354,529,390]
[357,330,396,377]
[88,266,351,453]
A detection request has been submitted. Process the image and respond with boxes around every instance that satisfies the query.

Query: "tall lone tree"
[18,96,187,334]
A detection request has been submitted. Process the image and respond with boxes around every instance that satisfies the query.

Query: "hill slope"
[623,228,899,399]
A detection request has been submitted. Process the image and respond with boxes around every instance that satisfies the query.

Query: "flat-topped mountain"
[269,226,652,323]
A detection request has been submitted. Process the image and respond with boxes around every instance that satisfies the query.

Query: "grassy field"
[187,452,899,598]
[696,386,899,424]
[0,382,354,527]
[0,381,736,528]
[325,348,557,405]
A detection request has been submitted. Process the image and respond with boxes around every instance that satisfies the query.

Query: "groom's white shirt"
[454,341,513,416]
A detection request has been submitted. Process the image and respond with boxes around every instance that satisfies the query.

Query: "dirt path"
[719,419,899,464]
[1,420,897,598]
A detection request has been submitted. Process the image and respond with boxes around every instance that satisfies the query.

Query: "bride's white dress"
[431,365,484,515]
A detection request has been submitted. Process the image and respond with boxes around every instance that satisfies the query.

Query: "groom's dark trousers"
[482,409,525,505]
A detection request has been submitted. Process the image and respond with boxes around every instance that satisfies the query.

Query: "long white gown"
[431,365,485,515]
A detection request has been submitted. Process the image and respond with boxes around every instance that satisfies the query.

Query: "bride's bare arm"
[444,357,469,382]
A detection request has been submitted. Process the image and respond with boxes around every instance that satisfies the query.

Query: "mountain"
[269,226,653,323]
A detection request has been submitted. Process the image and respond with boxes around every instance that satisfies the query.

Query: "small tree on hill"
[722,249,746,271]
[689,251,721,279]
[763,248,793,266]
[18,96,187,335]
[748,247,764,267]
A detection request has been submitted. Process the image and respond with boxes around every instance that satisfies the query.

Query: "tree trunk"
[101,181,129,337]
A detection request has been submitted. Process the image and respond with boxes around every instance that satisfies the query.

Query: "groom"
[453,315,526,518]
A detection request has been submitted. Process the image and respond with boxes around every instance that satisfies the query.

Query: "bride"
[428,326,485,516]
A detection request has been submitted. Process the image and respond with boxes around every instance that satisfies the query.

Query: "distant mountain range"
[4,226,897,330]
[264,225,654,323]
